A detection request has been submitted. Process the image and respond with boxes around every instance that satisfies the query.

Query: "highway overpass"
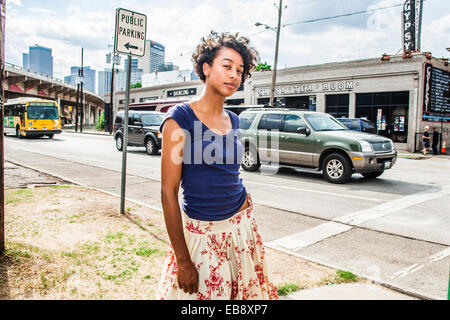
[3,62,105,126]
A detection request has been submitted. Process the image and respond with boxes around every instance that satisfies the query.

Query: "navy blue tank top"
[159,103,247,221]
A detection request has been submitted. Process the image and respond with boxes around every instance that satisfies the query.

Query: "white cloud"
[8,0,22,6]
[4,0,450,86]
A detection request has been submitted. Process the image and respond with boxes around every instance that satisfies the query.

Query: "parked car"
[338,118,376,134]
[113,110,164,155]
[238,108,397,184]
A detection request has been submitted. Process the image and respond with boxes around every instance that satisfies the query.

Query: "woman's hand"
[177,260,199,294]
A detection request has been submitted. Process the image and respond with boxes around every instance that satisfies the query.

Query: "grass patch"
[2,186,168,299]
[134,247,160,257]
[334,270,359,284]
[321,270,360,286]
[277,283,302,296]
[5,189,33,205]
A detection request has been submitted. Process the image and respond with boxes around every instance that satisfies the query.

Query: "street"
[4,132,450,299]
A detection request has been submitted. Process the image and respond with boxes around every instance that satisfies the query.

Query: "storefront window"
[326,94,349,118]
[355,91,409,143]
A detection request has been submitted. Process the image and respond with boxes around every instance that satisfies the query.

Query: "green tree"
[130,82,142,89]
[96,110,105,131]
[255,62,272,71]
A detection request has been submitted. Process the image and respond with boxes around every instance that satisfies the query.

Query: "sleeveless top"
[159,103,247,221]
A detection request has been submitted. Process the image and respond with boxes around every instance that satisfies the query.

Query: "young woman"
[156,31,278,300]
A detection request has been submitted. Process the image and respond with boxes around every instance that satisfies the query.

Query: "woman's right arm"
[160,118,199,295]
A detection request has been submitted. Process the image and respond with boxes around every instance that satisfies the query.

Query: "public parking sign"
[114,8,147,57]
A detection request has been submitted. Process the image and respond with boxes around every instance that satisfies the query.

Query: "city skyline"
[5,0,450,82]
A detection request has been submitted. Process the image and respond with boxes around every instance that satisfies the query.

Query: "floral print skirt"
[156,196,279,300]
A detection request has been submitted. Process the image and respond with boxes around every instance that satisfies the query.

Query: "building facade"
[22,45,53,77]
[142,69,193,87]
[114,58,144,92]
[98,69,112,98]
[137,40,166,74]
[149,40,165,73]
[113,53,449,152]
[64,66,96,94]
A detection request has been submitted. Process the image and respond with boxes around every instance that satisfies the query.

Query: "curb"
[5,159,440,300]
[61,130,112,137]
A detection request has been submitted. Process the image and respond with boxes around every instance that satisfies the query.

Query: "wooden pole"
[109,60,115,134]
[269,0,283,107]
[0,0,6,255]
[80,48,84,133]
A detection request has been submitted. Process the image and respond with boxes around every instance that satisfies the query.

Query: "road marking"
[267,185,450,251]
[391,247,450,280]
[268,222,352,251]
[428,247,450,263]
[7,146,162,171]
[245,180,384,202]
[334,184,450,225]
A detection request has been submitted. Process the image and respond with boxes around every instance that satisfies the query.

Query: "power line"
[283,1,413,27]
[247,29,271,37]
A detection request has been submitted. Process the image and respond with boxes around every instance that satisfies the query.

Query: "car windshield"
[141,114,164,126]
[304,114,348,131]
[27,104,59,120]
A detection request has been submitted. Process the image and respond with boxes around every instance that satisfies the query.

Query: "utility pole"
[75,70,80,132]
[80,48,84,133]
[0,0,6,255]
[270,0,283,107]
[109,58,116,134]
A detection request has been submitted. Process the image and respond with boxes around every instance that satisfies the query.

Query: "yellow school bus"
[3,97,62,138]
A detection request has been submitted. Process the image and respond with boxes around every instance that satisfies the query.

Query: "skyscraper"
[64,66,96,94]
[137,40,165,74]
[114,59,143,91]
[98,69,112,98]
[22,45,53,77]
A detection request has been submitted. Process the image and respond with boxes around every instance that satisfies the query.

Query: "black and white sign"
[167,88,197,97]
[114,8,147,57]
[422,63,450,123]
[402,0,423,53]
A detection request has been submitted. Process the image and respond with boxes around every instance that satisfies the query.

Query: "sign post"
[114,8,147,215]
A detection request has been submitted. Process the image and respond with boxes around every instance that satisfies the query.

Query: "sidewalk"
[2,160,420,300]
[397,150,448,160]
[62,128,112,136]
[282,283,417,300]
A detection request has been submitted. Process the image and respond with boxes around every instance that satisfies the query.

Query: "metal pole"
[80,48,84,133]
[120,55,132,215]
[270,0,283,107]
[0,0,6,255]
[109,60,115,134]
[75,80,79,132]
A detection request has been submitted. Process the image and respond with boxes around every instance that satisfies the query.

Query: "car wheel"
[116,135,123,151]
[48,134,54,139]
[241,147,261,172]
[322,153,352,184]
[145,137,158,155]
[361,170,384,179]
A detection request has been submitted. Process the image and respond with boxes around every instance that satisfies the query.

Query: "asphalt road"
[4,132,450,299]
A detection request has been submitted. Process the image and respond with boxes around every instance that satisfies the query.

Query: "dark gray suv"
[113,110,164,155]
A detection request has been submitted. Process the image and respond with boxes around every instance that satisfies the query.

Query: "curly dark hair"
[192,31,258,84]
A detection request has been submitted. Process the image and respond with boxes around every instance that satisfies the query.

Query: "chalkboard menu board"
[422,63,450,123]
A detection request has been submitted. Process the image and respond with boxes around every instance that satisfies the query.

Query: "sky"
[5,0,450,86]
